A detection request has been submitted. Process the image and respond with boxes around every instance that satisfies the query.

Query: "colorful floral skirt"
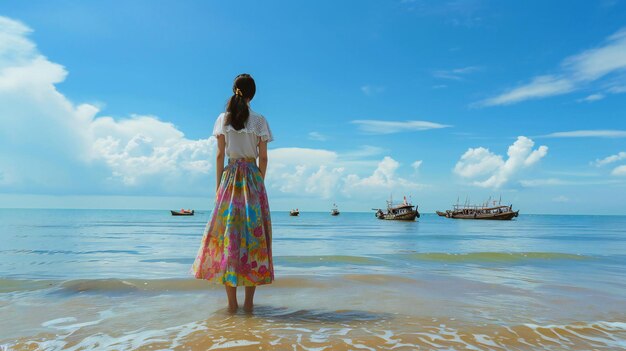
[191,158,274,286]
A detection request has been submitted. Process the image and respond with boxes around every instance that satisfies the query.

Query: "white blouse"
[212,109,273,159]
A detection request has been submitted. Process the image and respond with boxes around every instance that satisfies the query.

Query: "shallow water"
[1,209,625,350]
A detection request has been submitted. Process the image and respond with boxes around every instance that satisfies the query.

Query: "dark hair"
[225,73,256,130]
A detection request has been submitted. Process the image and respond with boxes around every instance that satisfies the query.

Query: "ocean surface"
[0,209,625,350]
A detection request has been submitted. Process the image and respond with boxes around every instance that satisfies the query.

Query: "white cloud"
[608,85,626,93]
[411,160,423,171]
[612,165,626,176]
[89,118,214,186]
[342,145,385,159]
[453,147,503,178]
[0,16,214,195]
[454,136,548,188]
[361,85,386,96]
[594,151,626,166]
[305,166,345,198]
[267,148,340,197]
[266,149,422,199]
[565,29,626,81]
[433,66,480,80]
[479,27,626,106]
[541,130,626,138]
[595,152,626,177]
[307,131,327,141]
[352,119,451,134]
[552,195,570,202]
[578,93,605,102]
[343,157,423,195]
[480,75,575,106]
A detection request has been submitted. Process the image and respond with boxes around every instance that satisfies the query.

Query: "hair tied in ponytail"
[225,74,256,131]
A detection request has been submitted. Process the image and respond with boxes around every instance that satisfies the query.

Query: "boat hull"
[289,212,299,216]
[447,211,518,220]
[377,210,419,221]
[171,210,194,216]
[436,211,447,217]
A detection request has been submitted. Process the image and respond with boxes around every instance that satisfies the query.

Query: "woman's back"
[213,110,273,159]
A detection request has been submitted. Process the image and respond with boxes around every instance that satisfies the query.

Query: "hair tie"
[234,88,243,97]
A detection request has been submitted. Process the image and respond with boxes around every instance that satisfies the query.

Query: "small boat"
[289,209,300,216]
[374,195,420,221]
[331,203,340,216]
[436,211,447,217]
[438,197,519,220]
[171,209,194,216]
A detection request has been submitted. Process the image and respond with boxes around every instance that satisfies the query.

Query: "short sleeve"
[256,115,274,143]
[212,113,225,137]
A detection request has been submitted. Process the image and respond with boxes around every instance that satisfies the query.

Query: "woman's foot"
[227,303,239,313]
[243,301,253,313]
[243,286,256,313]
[225,286,238,313]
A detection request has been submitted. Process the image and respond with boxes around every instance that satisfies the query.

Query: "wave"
[4,313,625,351]
[397,251,591,263]
[276,255,384,265]
[0,274,429,295]
[3,249,142,255]
[276,252,594,265]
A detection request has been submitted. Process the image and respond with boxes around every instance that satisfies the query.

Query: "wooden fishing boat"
[289,209,300,216]
[438,197,519,220]
[374,196,420,221]
[436,211,447,217]
[331,203,340,216]
[171,209,194,216]
[445,206,518,220]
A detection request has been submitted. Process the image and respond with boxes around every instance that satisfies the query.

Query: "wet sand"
[2,274,625,350]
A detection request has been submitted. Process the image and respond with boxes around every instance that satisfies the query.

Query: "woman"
[191,73,274,313]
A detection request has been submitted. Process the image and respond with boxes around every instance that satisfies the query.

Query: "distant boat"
[436,211,447,217]
[438,197,519,220]
[289,209,300,216]
[171,209,194,216]
[374,195,419,221]
[331,203,340,216]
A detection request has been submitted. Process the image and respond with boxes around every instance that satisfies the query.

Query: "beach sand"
[2,274,625,350]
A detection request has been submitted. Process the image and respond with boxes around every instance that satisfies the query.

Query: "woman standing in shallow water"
[191,74,274,312]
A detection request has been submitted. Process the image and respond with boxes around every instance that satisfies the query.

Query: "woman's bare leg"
[225,286,238,312]
[243,286,256,312]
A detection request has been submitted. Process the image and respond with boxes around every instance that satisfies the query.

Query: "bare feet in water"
[227,303,239,313]
[243,286,256,313]
[225,286,238,313]
[243,302,253,313]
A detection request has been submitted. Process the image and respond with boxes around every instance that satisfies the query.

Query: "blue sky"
[0,0,625,214]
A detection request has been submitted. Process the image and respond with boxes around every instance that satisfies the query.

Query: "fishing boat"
[374,195,420,221]
[171,209,194,216]
[331,203,340,216]
[436,211,447,217]
[438,197,519,220]
[289,209,300,216]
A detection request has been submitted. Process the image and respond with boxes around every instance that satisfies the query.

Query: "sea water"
[0,209,625,350]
